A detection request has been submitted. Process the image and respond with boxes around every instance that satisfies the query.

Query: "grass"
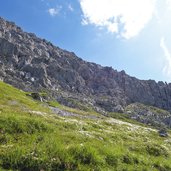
[48,100,100,117]
[0,81,171,170]
[108,112,149,127]
[0,81,50,114]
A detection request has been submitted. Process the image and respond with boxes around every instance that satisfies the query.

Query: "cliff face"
[0,17,171,112]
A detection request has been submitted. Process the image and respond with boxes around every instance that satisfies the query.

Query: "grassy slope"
[0,81,171,171]
[48,101,100,117]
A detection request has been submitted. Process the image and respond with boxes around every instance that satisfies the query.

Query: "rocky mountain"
[1,16,171,115]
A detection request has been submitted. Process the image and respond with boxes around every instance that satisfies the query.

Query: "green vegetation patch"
[0,81,171,170]
[48,100,100,117]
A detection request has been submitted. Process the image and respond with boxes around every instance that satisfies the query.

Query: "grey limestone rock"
[1,16,171,114]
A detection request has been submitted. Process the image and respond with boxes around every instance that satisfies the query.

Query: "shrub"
[146,144,168,157]
[69,145,103,166]
[105,154,118,166]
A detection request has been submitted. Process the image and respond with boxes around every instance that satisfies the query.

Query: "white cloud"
[80,0,156,39]
[48,7,61,16]
[48,8,58,16]
[160,37,171,78]
[68,4,74,12]
[81,18,88,25]
[166,0,171,10]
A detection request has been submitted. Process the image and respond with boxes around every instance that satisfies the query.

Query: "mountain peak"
[0,16,171,114]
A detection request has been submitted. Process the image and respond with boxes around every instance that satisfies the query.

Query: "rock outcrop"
[1,16,171,113]
[125,103,171,128]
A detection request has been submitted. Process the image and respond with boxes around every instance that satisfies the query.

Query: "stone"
[158,128,168,137]
[30,92,43,102]
[1,16,171,116]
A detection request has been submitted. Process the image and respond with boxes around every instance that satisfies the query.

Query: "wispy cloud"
[48,8,58,16]
[68,4,74,12]
[166,0,171,10]
[48,6,62,17]
[160,37,171,78]
[79,0,157,39]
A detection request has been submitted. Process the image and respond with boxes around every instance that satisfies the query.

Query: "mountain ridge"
[1,16,171,113]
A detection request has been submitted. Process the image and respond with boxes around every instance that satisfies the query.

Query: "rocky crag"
[1,16,171,118]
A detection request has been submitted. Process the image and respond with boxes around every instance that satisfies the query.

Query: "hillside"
[0,81,171,171]
[1,16,171,171]
[1,16,171,115]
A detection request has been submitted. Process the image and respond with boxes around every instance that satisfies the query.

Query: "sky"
[0,0,171,82]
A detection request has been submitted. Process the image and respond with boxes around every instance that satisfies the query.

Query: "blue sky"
[0,0,171,82]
